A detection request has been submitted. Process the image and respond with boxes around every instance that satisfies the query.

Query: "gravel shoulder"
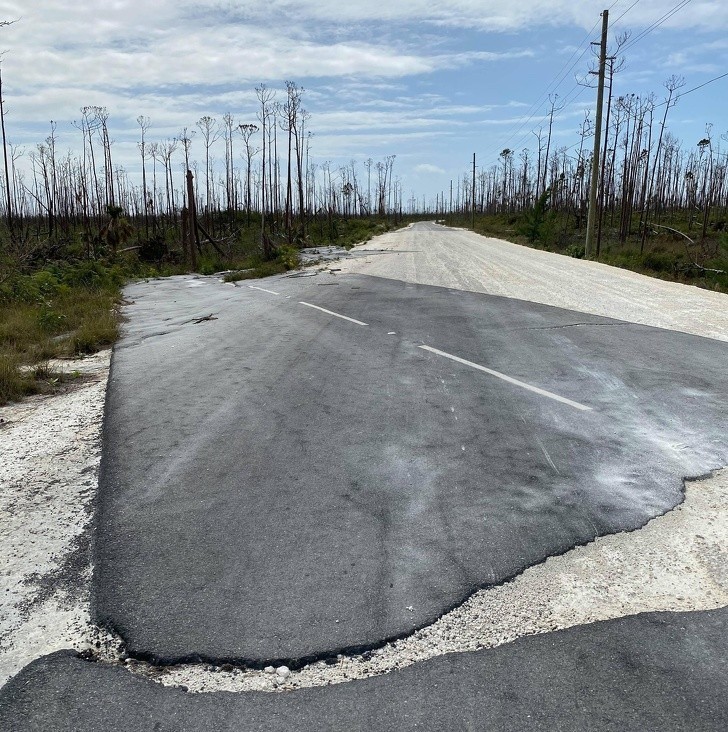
[1,222,726,691]
[0,352,110,684]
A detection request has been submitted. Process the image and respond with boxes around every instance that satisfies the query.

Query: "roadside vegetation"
[0,261,121,402]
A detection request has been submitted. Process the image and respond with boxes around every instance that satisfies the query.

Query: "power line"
[505,70,728,170]
[611,0,641,26]
[479,4,627,163]
[480,1,634,167]
[653,70,728,109]
[620,0,692,53]
[493,67,596,164]
[478,1,695,170]
[679,71,728,97]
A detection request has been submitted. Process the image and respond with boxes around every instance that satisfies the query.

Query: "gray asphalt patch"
[2,608,726,731]
[93,274,727,664]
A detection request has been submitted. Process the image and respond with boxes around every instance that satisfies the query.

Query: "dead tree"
[137,115,151,236]
[239,123,259,224]
[0,63,14,241]
[255,84,276,258]
[196,115,221,229]
[640,75,684,251]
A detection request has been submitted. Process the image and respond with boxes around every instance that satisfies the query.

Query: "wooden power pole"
[471,153,476,229]
[585,9,609,259]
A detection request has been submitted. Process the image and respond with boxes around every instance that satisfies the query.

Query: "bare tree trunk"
[637,103,655,253]
[641,76,684,251]
[541,95,561,196]
[0,66,15,241]
[185,169,199,270]
[256,85,275,258]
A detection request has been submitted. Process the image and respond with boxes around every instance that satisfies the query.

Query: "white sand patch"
[0,352,110,685]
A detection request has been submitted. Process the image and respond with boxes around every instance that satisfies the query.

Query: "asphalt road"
[91,270,727,665]
[1,608,726,731]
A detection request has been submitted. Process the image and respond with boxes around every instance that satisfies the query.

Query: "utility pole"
[585,9,609,259]
[471,153,476,229]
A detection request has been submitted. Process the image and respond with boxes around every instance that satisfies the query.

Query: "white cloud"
[0,1,540,165]
[187,0,728,32]
[1,0,726,201]
[414,163,446,175]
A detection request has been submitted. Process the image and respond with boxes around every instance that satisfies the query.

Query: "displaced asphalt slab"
[93,273,727,664]
[1,608,726,731]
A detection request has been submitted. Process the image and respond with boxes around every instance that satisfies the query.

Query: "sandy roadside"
[1,224,726,692]
[0,352,110,684]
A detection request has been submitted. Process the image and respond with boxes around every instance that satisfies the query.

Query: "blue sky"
[1,0,727,205]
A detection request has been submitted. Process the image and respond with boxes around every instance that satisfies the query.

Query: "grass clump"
[0,262,123,404]
[222,246,300,283]
[0,353,38,403]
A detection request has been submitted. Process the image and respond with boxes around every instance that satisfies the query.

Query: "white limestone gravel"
[0,352,110,685]
[1,223,726,691]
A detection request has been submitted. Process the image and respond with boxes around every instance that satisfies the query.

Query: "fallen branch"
[676,263,726,275]
[648,222,725,274]
[194,221,226,257]
[649,222,696,245]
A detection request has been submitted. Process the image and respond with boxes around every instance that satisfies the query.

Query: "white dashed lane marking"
[247,287,591,411]
[298,302,368,326]
[418,344,593,412]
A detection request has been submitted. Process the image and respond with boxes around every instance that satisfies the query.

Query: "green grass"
[0,263,122,404]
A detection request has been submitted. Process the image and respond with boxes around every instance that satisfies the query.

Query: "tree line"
[0,76,401,267]
[440,44,727,269]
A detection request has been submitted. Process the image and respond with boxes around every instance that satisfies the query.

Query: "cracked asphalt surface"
[91,270,727,664]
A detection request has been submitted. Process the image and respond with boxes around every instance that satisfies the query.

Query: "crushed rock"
[0,351,110,684]
[331,223,728,342]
